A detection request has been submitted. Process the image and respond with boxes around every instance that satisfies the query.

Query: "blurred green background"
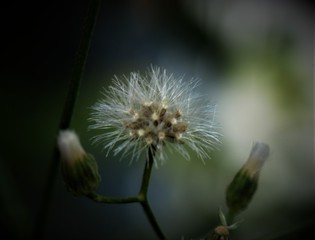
[0,0,314,239]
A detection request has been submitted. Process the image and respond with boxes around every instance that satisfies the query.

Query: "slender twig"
[33,1,102,239]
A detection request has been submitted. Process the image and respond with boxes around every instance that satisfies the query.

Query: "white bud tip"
[57,130,86,164]
[243,142,270,176]
[249,142,270,162]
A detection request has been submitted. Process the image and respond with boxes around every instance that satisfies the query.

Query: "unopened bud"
[57,130,101,196]
[226,142,269,216]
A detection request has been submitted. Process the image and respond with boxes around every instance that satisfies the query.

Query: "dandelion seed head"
[89,67,221,164]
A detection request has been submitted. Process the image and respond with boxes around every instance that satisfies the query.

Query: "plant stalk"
[87,147,167,239]
[33,1,102,239]
[138,147,167,240]
[87,192,140,204]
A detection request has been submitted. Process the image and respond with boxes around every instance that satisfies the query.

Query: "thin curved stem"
[34,1,102,239]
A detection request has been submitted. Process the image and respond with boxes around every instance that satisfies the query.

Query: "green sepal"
[225,169,258,216]
[61,153,101,196]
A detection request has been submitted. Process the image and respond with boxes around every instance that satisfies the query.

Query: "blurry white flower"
[89,67,221,164]
[58,130,86,165]
[57,130,100,196]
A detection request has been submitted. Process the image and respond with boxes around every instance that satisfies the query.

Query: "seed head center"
[126,102,187,146]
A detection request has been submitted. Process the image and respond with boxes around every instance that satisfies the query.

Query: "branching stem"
[87,147,167,239]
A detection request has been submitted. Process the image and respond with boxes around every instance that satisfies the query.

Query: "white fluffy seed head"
[89,67,221,164]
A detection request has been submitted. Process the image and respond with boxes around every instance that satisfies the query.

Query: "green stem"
[140,200,166,240]
[34,1,102,239]
[59,0,102,130]
[139,147,156,196]
[138,147,167,240]
[87,147,167,239]
[87,192,140,203]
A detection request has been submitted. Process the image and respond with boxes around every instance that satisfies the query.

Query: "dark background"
[0,0,314,239]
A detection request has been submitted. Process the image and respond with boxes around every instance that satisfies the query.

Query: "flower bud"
[226,142,269,216]
[57,130,101,196]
